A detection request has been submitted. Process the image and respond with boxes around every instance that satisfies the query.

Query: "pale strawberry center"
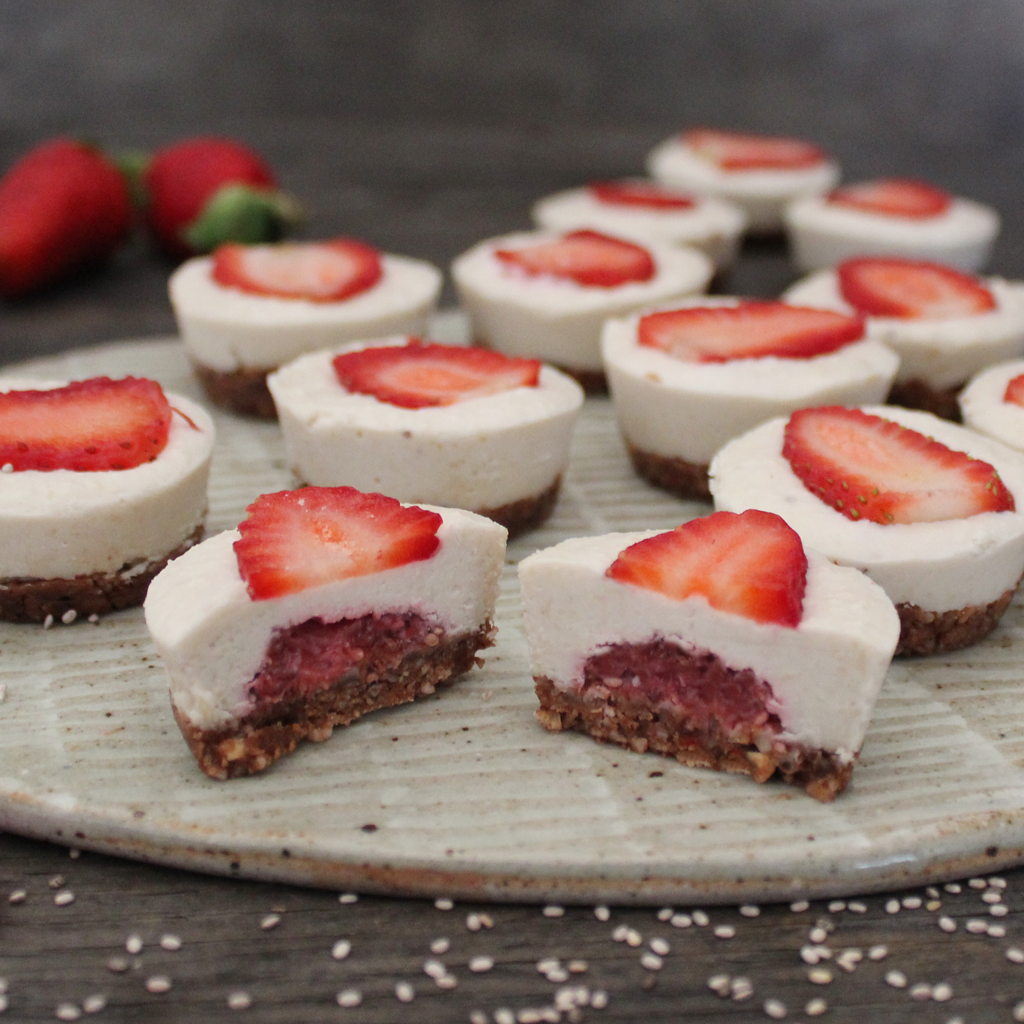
[684,128,826,170]
[1004,374,1024,408]
[493,230,655,288]
[827,179,952,219]
[234,245,370,298]
[588,180,695,210]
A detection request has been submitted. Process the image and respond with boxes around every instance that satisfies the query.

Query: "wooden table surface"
[3,146,1024,1024]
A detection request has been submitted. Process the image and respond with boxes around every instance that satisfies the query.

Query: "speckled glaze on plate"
[2,315,1024,905]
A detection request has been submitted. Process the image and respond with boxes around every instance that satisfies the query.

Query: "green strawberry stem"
[184,184,304,253]
[113,149,151,212]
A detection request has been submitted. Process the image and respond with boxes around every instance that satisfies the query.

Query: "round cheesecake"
[960,359,1024,453]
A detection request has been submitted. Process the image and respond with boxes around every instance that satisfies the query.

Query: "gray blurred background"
[1,0,1023,357]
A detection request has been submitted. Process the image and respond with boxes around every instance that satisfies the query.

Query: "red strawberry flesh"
[1005,374,1024,408]
[837,257,996,320]
[494,229,655,287]
[333,339,541,409]
[606,509,808,628]
[783,406,1015,524]
[683,128,827,170]
[0,376,171,471]
[212,238,382,302]
[637,301,864,363]
[588,180,696,210]
[233,487,442,600]
[827,178,952,219]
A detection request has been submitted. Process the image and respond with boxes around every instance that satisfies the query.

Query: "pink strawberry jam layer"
[580,638,783,749]
[248,611,439,703]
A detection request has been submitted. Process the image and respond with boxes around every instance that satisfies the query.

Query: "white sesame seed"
[56,1004,81,1021]
[7,890,25,904]
[800,946,821,965]
[547,968,569,983]
[885,899,900,914]
[145,976,171,994]
[423,959,446,979]
[395,981,414,1003]
[983,890,1002,904]
[740,904,761,917]
[436,975,458,990]
[731,977,754,1001]
[331,939,351,961]
[692,910,709,926]
[649,938,669,956]
[790,900,810,913]
[868,944,888,961]
[764,998,787,1019]
[336,989,362,1008]
[517,1010,542,1023]
[226,991,251,1010]
[611,925,628,942]
[160,934,181,951]
[836,955,858,973]
[945,883,962,894]
[106,957,128,973]
[903,896,922,909]
[926,900,942,911]
[568,960,588,973]
[494,1009,516,1024]
[43,614,53,629]
[593,905,610,921]
[989,924,1008,938]
[707,974,731,995]
[338,892,359,904]
[470,1013,489,1024]
[466,913,482,932]
[885,970,907,988]
[968,877,987,889]
[260,914,280,930]
[991,904,1009,917]
[625,928,643,947]
[434,897,454,910]
[933,983,953,1002]
[809,927,828,944]
[990,876,1008,888]
[939,916,957,932]
[478,913,494,928]
[537,957,560,973]
[657,907,673,921]
[87,614,99,624]
[966,918,988,933]
[48,875,64,889]
[1015,1003,1024,1024]
[808,968,832,985]
[714,925,736,939]
[543,905,565,918]
[53,890,74,906]
[1009,947,1024,963]
[670,913,692,928]
[61,609,76,625]
[470,956,494,973]
[68,849,80,860]
[805,997,827,1017]
[827,900,846,913]
[81,995,106,1014]
[125,934,143,954]
[848,900,867,913]
[909,982,932,1001]
[554,988,578,1011]
[591,990,609,1009]
[640,953,663,971]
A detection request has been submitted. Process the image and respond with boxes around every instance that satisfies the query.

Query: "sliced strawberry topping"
[606,509,807,628]
[211,238,383,302]
[783,406,1015,524]
[0,376,171,471]
[233,487,442,600]
[683,127,827,171]
[837,257,996,320]
[1005,374,1024,408]
[637,301,863,363]
[826,178,952,219]
[333,339,541,409]
[494,230,655,287]
[588,180,696,211]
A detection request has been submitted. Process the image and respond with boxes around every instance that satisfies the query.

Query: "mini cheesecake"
[960,359,1024,453]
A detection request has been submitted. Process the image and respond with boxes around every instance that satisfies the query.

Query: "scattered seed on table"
[568,960,588,973]
[53,891,74,906]
[809,927,828,944]
[983,891,1002,904]
[741,905,761,917]
[7,890,25,905]
[714,925,736,939]
[160,934,182,951]
[543,905,565,918]
[885,971,907,989]
[692,910,709,926]
[1014,1001,1024,1023]
[106,957,128,973]
[48,875,64,889]
[933,983,953,1002]
[966,919,988,933]
[805,997,827,1017]
[926,900,942,911]
[990,876,1007,888]
[945,883,962,894]
[909,982,932,1001]
[494,1008,515,1024]
[764,998,787,1019]
[429,937,449,955]
[434,897,454,911]
[82,995,106,1015]
[0,993,7,1013]
[801,946,822,965]
[790,901,809,913]
[640,953,663,971]
[145,976,171,994]
[707,974,731,996]
[938,916,956,932]
[226,991,251,1011]
[848,901,867,913]
[331,939,351,961]
[990,904,1009,917]
[594,905,610,922]
[336,989,362,1008]
[395,982,414,1003]
[885,899,900,914]
[902,896,922,910]
[1008,947,1024,964]
[338,893,358,904]
[657,907,673,921]
[827,900,846,913]
[731,978,754,1001]
[538,958,560,973]
[625,928,643,947]
[868,945,888,961]
[436,975,458,990]
[546,967,569,983]
[591,990,609,1009]
[125,934,143,955]
[989,924,1008,938]
[808,968,832,985]
[469,1013,488,1024]
[43,614,53,629]
[55,1004,81,1021]
[670,913,692,928]
[423,959,446,979]
[649,937,670,956]
[469,956,494,973]
[61,609,76,625]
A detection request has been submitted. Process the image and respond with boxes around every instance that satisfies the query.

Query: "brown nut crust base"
[887,378,963,423]
[0,523,205,624]
[174,622,495,780]
[895,584,1017,656]
[627,444,711,500]
[534,676,853,802]
[192,361,277,419]
[477,476,561,538]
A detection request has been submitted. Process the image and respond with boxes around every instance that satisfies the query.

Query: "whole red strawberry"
[0,138,132,299]
[143,136,300,259]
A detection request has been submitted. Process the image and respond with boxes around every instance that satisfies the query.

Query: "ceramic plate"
[2,317,1024,905]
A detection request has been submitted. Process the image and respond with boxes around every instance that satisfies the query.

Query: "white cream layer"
[0,383,214,580]
[602,299,899,464]
[645,136,839,232]
[518,532,898,760]
[784,194,1000,274]
[170,254,443,372]
[145,506,507,730]
[451,230,713,372]
[268,339,584,510]
[960,359,1024,453]
[710,406,1024,612]
[783,271,1024,389]
[531,186,747,268]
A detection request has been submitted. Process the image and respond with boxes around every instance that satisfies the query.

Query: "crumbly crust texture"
[627,444,711,500]
[895,584,1017,656]
[175,618,495,779]
[888,377,963,423]
[0,523,205,624]
[534,642,856,803]
[478,476,562,538]
[191,361,277,419]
